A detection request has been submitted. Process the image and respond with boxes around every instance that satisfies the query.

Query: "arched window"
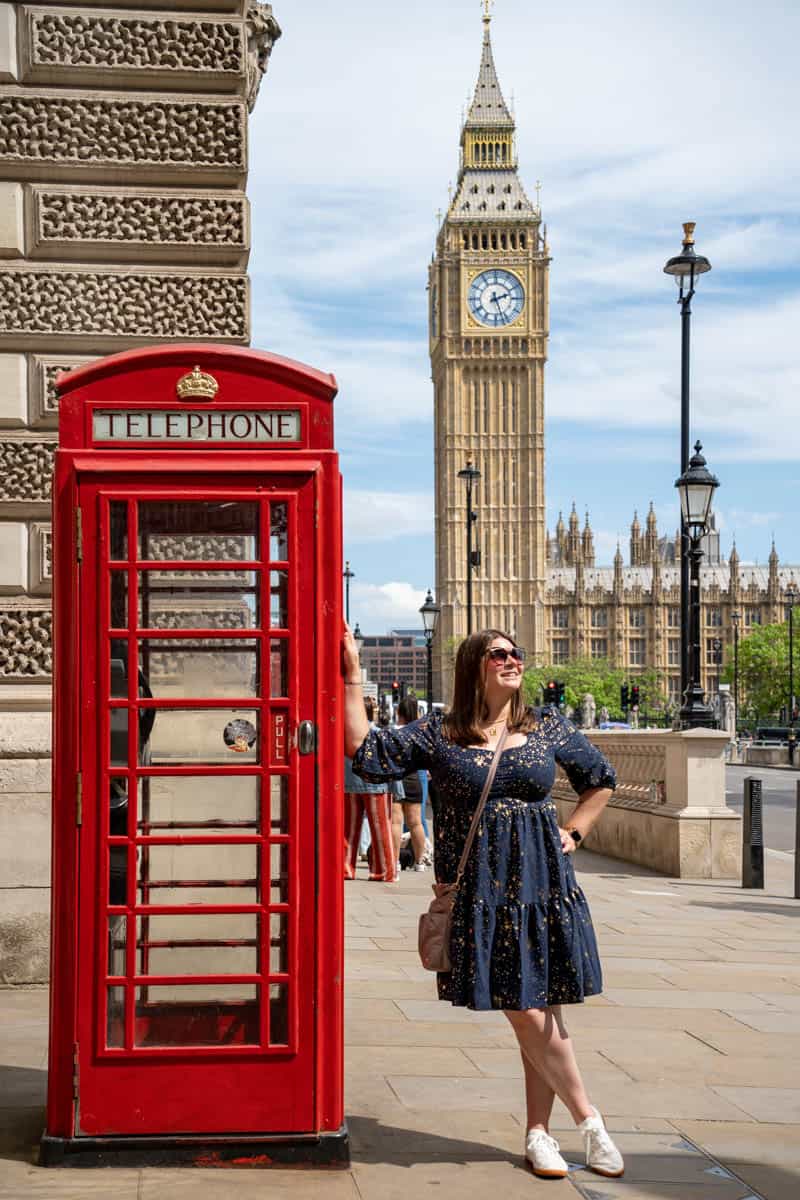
[473,145,480,164]
[488,184,495,194]
[471,183,479,194]
[520,232,527,248]
[500,231,507,246]
[510,232,516,248]
[491,231,498,249]
[462,232,469,249]
[471,232,478,249]
[481,232,488,249]
[496,142,501,160]
[499,203,506,213]
[502,143,508,162]
[481,143,487,162]
[488,143,494,163]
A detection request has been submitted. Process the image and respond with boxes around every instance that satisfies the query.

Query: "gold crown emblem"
[176,365,219,401]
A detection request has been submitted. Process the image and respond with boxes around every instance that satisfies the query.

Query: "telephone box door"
[75,472,317,1136]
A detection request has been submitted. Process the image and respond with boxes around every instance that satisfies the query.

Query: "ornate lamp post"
[343,560,355,624]
[664,223,712,704]
[419,588,440,713]
[353,622,364,656]
[785,583,798,763]
[457,460,481,635]
[675,442,719,728]
[731,610,741,731]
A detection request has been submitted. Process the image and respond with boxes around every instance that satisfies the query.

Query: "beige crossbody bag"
[418,726,508,972]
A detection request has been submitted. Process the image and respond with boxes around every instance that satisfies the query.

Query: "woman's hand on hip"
[558,826,577,854]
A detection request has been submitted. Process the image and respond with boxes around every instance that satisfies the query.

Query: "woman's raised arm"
[342,622,370,756]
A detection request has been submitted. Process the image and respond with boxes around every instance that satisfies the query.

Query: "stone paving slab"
[4,848,800,1199]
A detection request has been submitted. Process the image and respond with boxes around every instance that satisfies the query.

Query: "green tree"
[721,622,790,722]
[522,658,667,719]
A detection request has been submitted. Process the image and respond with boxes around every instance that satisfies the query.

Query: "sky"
[248,0,800,633]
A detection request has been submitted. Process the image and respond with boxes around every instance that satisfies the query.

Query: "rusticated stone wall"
[0,0,280,984]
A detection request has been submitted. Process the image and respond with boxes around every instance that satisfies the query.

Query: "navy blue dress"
[352,706,616,1011]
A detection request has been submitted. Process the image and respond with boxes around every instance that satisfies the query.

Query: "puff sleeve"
[351,714,440,783]
[544,706,617,795]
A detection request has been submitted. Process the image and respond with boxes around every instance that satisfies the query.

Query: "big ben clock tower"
[430,2,549,696]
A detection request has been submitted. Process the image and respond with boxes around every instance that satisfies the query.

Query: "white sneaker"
[578,1108,624,1177]
[413,862,428,872]
[524,1129,568,1179]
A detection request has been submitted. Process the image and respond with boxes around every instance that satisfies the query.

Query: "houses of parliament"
[430,5,798,705]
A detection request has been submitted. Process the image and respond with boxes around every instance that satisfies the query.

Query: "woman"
[392,696,429,872]
[343,696,396,883]
[343,625,624,1180]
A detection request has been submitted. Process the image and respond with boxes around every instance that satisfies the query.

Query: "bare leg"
[403,803,426,863]
[505,1006,593,1125]
[390,802,403,866]
[519,1044,556,1133]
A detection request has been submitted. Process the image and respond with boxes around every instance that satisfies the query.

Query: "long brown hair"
[442,629,537,747]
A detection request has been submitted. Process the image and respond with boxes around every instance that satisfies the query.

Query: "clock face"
[468,268,525,327]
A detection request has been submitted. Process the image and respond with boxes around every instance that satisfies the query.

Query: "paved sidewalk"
[2,848,799,1198]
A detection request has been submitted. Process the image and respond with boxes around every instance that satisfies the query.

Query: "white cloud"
[350,580,427,634]
[343,489,434,543]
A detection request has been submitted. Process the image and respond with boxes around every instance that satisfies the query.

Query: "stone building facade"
[431,10,799,706]
[0,0,280,981]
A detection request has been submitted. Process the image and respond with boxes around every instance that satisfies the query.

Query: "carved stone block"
[0,3,17,83]
[32,1,242,9]
[29,354,95,428]
[0,267,250,350]
[0,439,55,514]
[21,7,245,92]
[28,523,51,596]
[28,350,92,427]
[0,354,26,427]
[30,185,249,266]
[0,606,52,678]
[0,523,27,594]
[0,88,246,186]
[0,182,24,257]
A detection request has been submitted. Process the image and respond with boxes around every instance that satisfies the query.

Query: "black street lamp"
[457,459,481,635]
[785,583,798,763]
[730,610,741,731]
[675,442,719,728]
[353,622,364,656]
[664,222,712,705]
[419,588,440,714]
[343,560,355,624]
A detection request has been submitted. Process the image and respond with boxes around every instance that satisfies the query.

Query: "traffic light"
[391,680,399,705]
[556,680,566,707]
[631,684,640,709]
[544,680,557,705]
[621,683,629,710]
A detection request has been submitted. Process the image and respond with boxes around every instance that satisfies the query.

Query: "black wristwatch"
[567,828,582,846]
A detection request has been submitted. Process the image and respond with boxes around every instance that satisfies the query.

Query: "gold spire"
[482,0,494,25]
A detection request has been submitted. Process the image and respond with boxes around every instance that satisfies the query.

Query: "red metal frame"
[46,346,343,1148]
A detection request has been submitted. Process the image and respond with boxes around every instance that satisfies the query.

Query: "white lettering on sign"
[92,410,301,443]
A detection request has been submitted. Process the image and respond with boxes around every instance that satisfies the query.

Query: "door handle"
[297,720,316,755]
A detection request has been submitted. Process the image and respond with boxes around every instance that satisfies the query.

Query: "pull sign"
[75,508,83,563]
[272,711,288,765]
[75,772,83,826]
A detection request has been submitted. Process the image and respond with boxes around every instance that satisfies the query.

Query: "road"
[725,763,798,853]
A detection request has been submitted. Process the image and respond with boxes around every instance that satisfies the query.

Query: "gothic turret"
[645,501,659,563]
[582,511,595,567]
[567,502,581,565]
[630,511,642,567]
[728,540,740,599]
[768,540,780,599]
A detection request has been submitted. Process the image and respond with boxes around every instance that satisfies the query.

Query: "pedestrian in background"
[343,696,396,882]
[342,624,624,1181]
[392,696,429,871]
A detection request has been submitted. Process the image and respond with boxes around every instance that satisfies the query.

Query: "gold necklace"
[482,717,508,738]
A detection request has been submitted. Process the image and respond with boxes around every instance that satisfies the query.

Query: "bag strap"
[455,724,509,885]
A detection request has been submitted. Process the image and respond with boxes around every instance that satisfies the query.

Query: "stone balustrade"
[553,728,740,878]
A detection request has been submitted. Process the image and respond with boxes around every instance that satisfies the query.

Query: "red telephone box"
[42,345,347,1166]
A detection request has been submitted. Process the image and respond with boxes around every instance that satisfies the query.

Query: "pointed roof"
[466,11,514,129]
